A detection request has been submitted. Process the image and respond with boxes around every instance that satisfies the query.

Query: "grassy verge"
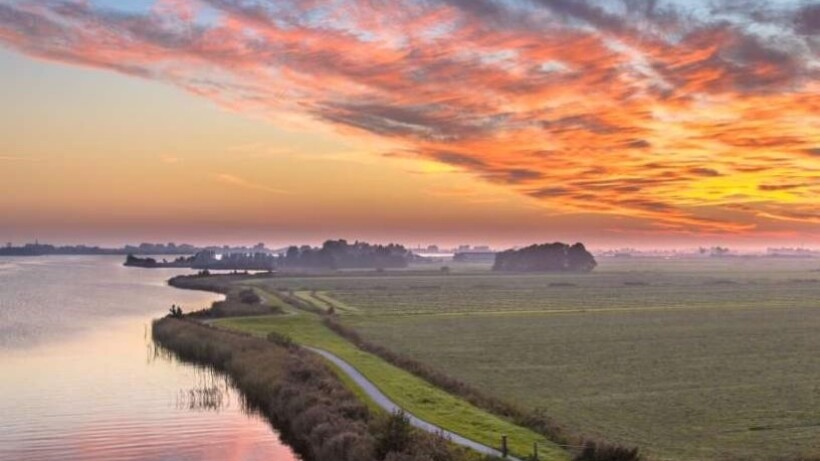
[217,313,570,461]
[323,317,570,444]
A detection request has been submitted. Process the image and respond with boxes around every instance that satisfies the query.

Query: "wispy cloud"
[0,155,38,161]
[214,173,290,195]
[0,0,816,235]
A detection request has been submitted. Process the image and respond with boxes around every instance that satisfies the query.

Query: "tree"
[568,243,597,272]
[493,242,597,273]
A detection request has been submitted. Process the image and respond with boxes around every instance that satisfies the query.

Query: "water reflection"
[0,256,298,461]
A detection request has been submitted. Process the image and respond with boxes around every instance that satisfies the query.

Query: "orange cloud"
[0,0,816,238]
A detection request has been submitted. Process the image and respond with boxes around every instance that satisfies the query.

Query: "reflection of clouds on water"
[0,256,221,348]
[1,256,297,461]
[0,262,18,272]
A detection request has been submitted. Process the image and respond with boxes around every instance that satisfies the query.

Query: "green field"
[241,257,820,461]
[218,314,568,460]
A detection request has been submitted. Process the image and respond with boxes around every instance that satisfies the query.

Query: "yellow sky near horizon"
[1,50,565,247]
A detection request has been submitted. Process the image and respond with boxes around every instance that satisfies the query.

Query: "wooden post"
[501,435,508,458]
[533,441,539,460]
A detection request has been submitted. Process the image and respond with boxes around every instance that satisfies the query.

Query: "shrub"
[375,411,413,458]
[573,441,642,461]
[267,331,296,349]
[238,288,262,304]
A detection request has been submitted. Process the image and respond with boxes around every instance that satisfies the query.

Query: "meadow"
[241,257,820,461]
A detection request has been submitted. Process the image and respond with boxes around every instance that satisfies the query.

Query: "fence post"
[533,441,539,460]
[501,435,508,458]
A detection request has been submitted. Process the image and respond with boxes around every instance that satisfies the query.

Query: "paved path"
[306,347,520,460]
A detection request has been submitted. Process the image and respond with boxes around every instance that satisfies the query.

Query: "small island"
[124,254,195,268]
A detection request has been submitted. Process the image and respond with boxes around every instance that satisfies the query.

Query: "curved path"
[306,347,520,460]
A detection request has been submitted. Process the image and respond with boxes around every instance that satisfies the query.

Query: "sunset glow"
[1,0,818,246]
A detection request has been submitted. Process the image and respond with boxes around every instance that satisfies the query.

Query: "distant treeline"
[125,239,415,271]
[493,243,597,273]
[2,241,268,257]
[281,240,411,269]
[125,254,194,268]
[191,251,279,271]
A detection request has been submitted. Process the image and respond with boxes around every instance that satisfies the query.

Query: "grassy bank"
[152,317,495,461]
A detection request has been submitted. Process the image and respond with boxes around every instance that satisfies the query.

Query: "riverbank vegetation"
[152,318,498,461]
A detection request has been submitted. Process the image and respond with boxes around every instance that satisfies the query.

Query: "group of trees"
[191,251,278,271]
[493,243,597,273]
[283,239,411,269]
[125,254,194,268]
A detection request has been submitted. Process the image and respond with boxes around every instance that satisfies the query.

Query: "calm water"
[0,256,298,461]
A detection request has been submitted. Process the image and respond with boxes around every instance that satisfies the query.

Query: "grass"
[239,257,820,461]
[345,306,820,461]
[217,313,569,461]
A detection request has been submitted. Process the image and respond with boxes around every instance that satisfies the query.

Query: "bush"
[375,411,413,458]
[238,288,262,304]
[573,441,642,461]
[267,331,296,349]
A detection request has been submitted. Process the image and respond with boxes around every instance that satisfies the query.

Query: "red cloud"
[0,0,817,236]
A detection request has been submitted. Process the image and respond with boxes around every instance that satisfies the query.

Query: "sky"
[0,0,818,249]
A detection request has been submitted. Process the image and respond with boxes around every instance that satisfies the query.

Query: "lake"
[0,255,298,461]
